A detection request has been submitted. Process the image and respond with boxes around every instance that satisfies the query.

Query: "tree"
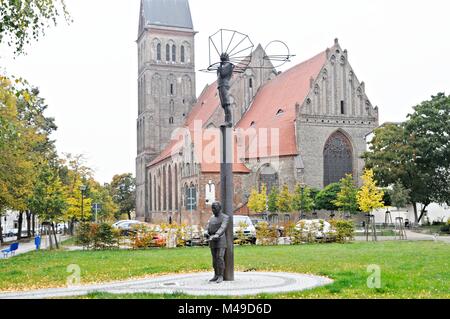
[292,184,315,215]
[29,164,67,248]
[0,0,70,55]
[364,94,450,223]
[58,153,93,232]
[88,180,117,222]
[110,174,136,220]
[0,79,56,240]
[333,174,359,215]
[64,178,92,224]
[276,185,292,213]
[315,183,341,212]
[357,169,385,213]
[389,181,411,210]
[0,76,19,242]
[267,187,279,213]
[248,184,267,214]
[405,93,450,207]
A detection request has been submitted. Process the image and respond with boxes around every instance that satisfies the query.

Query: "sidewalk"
[1,235,71,258]
[355,230,450,243]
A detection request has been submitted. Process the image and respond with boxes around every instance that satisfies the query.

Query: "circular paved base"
[0,272,333,299]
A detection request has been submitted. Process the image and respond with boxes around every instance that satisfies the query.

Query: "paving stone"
[0,272,333,299]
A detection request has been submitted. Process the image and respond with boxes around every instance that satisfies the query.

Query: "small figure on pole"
[217,53,235,127]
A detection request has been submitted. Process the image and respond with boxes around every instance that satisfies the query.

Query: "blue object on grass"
[2,242,19,258]
[35,236,41,250]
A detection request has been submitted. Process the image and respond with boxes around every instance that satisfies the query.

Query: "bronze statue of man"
[217,53,235,127]
[204,202,230,283]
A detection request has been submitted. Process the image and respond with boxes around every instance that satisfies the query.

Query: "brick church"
[135,0,379,224]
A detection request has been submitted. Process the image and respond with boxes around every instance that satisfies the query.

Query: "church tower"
[136,0,196,220]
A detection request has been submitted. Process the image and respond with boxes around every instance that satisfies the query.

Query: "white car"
[233,216,257,243]
[112,220,144,234]
[112,220,139,228]
[295,219,334,239]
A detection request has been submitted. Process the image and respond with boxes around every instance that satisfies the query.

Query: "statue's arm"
[214,215,230,238]
[204,221,211,237]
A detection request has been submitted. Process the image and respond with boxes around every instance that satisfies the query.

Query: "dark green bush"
[75,222,120,250]
[75,222,92,249]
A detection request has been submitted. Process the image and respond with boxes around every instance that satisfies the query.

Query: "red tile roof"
[148,49,328,172]
[236,50,327,158]
[148,82,219,167]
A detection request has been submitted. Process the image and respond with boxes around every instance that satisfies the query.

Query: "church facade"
[135,0,379,224]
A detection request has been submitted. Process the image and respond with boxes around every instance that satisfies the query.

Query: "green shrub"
[75,222,120,250]
[93,223,119,250]
[75,222,92,249]
[329,219,355,243]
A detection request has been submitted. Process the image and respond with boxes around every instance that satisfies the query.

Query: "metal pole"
[81,190,84,222]
[221,125,234,281]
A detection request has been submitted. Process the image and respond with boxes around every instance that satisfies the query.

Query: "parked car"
[112,220,136,228]
[233,216,257,244]
[112,220,146,236]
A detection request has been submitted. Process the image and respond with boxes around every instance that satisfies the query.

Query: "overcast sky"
[1,0,449,183]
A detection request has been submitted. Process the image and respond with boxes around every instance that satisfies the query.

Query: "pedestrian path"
[355,230,450,243]
[0,272,334,299]
[1,235,71,258]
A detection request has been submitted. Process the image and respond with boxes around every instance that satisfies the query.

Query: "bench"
[1,242,19,258]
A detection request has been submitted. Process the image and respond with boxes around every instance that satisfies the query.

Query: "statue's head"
[220,53,230,62]
[212,202,222,216]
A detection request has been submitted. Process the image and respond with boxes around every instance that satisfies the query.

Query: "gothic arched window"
[162,167,167,211]
[174,165,178,210]
[157,171,161,211]
[259,164,279,194]
[182,75,191,98]
[185,183,197,210]
[172,45,176,62]
[170,99,175,114]
[156,43,161,61]
[323,131,353,186]
[168,166,173,211]
[167,74,176,96]
[166,44,170,62]
[148,173,152,212]
[181,45,185,63]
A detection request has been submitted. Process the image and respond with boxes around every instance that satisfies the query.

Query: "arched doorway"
[259,164,279,194]
[323,131,353,186]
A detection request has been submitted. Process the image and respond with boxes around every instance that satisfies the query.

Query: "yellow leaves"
[357,169,385,213]
[63,179,92,220]
[248,184,267,213]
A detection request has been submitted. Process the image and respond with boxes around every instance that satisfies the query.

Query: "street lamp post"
[80,185,87,222]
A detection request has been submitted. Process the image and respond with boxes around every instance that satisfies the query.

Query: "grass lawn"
[0,241,449,299]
